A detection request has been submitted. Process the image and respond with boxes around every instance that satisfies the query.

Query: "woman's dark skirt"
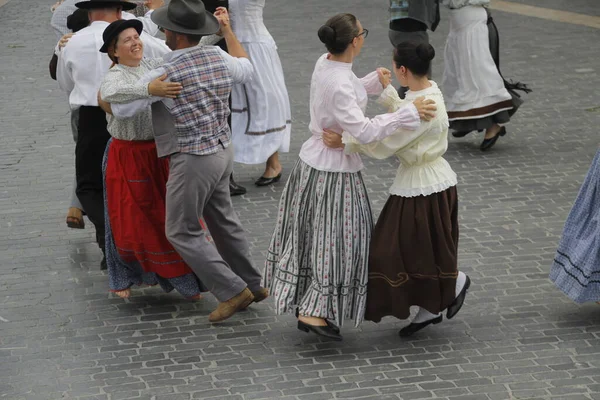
[365,186,459,322]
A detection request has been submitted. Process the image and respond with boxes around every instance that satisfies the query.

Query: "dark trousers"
[76,106,111,252]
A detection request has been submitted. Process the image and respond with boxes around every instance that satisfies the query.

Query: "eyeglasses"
[357,29,369,39]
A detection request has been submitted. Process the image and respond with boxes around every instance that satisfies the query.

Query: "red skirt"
[105,139,192,279]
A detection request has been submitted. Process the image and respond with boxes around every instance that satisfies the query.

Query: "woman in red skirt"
[98,20,205,299]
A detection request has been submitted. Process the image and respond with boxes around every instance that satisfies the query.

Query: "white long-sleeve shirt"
[108,46,254,118]
[298,54,420,173]
[50,0,160,39]
[344,82,457,197]
[56,21,170,109]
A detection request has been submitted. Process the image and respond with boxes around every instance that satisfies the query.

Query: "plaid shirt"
[162,47,234,156]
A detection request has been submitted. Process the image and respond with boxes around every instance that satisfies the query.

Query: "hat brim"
[151,7,220,36]
[76,1,137,11]
[99,19,143,53]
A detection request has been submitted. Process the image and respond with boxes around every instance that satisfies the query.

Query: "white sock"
[455,271,467,298]
[412,307,442,324]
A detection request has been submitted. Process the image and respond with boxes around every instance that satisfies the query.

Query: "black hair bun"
[416,43,435,62]
[318,25,337,46]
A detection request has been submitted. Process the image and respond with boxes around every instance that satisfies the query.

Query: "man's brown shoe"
[209,288,254,323]
[252,288,269,303]
[241,287,269,310]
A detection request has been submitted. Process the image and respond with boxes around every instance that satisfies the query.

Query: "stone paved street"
[1,0,600,399]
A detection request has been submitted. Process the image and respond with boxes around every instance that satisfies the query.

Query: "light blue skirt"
[549,149,600,303]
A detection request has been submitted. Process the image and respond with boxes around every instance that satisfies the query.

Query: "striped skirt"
[549,150,600,303]
[262,160,372,327]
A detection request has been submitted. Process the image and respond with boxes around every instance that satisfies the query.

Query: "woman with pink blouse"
[262,13,436,341]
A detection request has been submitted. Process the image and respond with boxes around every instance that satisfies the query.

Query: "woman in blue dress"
[549,149,600,303]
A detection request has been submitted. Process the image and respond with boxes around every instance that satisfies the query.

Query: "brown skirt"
[365,186,459,322]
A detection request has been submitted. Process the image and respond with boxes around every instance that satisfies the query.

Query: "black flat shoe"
[447,275,471,319]
[100,256,107,270]
[229,175,247,196]
[480,127,506,151]
[398,315,443,337]
[297,320,342,341]
[255,173,282,187]
[295,309,340,334]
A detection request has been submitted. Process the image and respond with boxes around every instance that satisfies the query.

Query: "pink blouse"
[299,54,420,173]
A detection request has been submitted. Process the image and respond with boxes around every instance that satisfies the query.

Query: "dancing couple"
[263,13,471,340]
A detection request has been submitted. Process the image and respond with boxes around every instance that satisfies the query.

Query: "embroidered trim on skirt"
[262,159,372,327]
[102,139,205,298]
[549,150,600,303]
[366,186,459,322]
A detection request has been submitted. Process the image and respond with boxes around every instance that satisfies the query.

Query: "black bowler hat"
[99,19,143,53]
[151,0,220,36]
[75,0,136,11]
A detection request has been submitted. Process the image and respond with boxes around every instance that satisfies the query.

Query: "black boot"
[229,174,247,196]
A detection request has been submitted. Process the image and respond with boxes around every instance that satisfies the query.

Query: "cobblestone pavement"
[1,0,600,399]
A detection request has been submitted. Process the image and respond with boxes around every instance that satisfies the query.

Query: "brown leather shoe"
[252,288,269,303]
[241,287,269,310]
[209,288,254,323]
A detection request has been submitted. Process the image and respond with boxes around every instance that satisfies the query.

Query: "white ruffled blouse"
[299,54,420,173]
[343,82,458,198]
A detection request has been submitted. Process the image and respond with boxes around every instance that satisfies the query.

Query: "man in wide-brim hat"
[103,0,269,323]
[55,0,169,270]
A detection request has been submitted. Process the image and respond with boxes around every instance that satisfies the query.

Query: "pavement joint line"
[491,0,600,29]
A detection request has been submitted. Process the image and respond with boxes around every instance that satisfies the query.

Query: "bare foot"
[114,289,131,299]
[484,124,502,140]
[298,315,328,326]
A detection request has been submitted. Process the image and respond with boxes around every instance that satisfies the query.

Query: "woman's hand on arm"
[148,74,182,99]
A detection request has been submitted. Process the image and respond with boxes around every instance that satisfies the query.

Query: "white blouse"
[298,54,420,173]
[343,82,458,197]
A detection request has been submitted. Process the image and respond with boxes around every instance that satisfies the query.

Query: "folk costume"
[441,0,530,136]
[262,54,421,329]
[108,0,266,322]
[99,20,203,298]
[550,150,600,303]
[342,83,469,334]
[55,0,169,268]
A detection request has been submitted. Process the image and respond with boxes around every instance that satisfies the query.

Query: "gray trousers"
[165,146,262,302]
[70,108,83,210]
[389,29,432,99]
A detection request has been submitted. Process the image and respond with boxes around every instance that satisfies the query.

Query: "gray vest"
[152,102,179,158]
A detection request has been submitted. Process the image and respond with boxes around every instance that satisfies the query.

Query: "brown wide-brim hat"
[75,0,136,11]
[151,0,220,36]
[99,19,143,53]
